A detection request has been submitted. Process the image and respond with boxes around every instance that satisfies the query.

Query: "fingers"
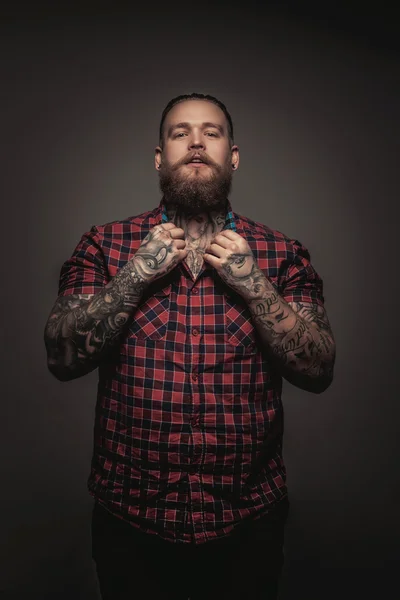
[160,223,185,239]
[211,233,232,249]
[219,229,238,240]
[169,227,186,239]
[174,239,186,250]
[161,222,176,230]
[207,242,225,258]
[203,251,218,267]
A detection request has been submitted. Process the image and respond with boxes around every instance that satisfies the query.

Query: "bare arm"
[44,261,147,381]
[247,287,336,393]
[44,222,188,381]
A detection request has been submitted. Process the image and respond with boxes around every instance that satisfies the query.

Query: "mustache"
[171,152,220,170]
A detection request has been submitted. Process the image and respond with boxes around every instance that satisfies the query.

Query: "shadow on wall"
[1,508,99,599]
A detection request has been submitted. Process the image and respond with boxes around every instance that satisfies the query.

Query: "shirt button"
[192,288,199,295]
[192,329,199,336]
[192,373,198,381]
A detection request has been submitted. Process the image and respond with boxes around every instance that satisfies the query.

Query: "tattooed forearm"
[45,222,187,381]
[226,260,336,392]
[44,259,149,381]
[253,292,335,391]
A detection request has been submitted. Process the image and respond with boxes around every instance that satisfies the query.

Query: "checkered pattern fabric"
[58,199,324,544]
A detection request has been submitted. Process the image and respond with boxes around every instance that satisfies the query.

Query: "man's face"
[155,100,239,213]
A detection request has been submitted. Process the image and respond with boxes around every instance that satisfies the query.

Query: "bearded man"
[44,92,336,600]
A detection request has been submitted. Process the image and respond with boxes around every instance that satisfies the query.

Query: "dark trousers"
[91,497,289,600]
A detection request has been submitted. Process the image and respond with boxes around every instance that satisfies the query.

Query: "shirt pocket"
[225,293,257,350]
[128,282,171,340]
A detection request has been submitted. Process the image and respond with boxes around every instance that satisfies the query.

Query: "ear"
[155,146,162,171]
[231,145,239,170]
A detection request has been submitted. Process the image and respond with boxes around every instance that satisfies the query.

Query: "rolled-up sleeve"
[58,226,108,297]
[280,239,325,306]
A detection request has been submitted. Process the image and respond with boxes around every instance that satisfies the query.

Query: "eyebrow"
[168,121,225,136]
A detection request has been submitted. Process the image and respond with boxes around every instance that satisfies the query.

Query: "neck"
[165,203,227,280]
[165,204,227,243]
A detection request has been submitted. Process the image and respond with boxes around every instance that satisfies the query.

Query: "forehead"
[164,100,227,130]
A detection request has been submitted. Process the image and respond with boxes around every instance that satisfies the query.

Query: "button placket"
[189,282,201,456]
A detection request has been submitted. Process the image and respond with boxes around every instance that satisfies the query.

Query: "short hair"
[158,93,234,147]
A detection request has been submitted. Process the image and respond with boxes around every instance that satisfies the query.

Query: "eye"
[174,132,187,138]
[145,256,157,269]
[205,132,218,137]
[233,256,246,266]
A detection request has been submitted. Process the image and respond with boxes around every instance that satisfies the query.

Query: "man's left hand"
[203,230,267,300]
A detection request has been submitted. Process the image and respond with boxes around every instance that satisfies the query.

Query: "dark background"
[2,2,399,598]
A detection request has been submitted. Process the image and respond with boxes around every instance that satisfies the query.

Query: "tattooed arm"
[44,264,147,382]
[204,230,336,394]
[44,222,188,381]
[246,290,335,393]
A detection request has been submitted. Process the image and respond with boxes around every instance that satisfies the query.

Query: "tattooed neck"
[166,206,226,243]
[166,205,226,279]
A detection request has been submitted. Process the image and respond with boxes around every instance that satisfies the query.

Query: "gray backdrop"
[2,4,399,599]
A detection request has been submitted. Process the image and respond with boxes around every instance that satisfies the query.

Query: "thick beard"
[158,159,232,214]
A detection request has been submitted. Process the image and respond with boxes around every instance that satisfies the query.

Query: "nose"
[188,130,205,150]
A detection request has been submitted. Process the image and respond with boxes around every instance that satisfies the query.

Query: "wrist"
[129,257,153,287]
[238,266,271,303]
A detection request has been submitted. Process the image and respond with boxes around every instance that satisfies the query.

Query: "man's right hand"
[131,222,188,284]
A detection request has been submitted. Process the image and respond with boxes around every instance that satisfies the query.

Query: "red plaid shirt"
[58,199,324,544]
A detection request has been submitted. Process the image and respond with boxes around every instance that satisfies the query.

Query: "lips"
[187,160,208,167]
[186,154,207,164]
